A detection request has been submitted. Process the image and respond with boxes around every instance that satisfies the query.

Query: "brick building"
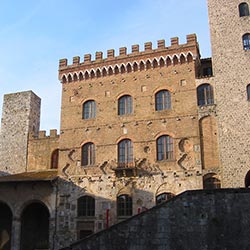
[0,0,249,249]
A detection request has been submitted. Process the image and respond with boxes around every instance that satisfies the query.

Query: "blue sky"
[0,0,210,132]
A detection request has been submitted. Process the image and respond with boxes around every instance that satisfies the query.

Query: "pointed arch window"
[243,33,250,50]
[239,2,249,17]
[117,194,132,217]
[77,196,95,217]
[155,90,171,111]
[197,84,214,106]
[157,135,174,161]
[81,142,95,166]
[118,139,133,167]
[118,95,133,115]
[83,100,96,119]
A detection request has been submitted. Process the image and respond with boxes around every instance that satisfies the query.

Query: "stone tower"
[0,91,41,175]
[207,0,250,187]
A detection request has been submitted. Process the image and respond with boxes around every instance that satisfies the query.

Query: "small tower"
[0,91,41,175]
[207,0,250,187]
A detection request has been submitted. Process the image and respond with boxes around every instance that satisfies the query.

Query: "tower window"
[155,90,171,111]
[83,100,96,119]
[197,84,214,106]
[243,33,250,50]
[156,135,174,161]
[239,2,249,17]
[118,95,133,115]
[81,142,95,166]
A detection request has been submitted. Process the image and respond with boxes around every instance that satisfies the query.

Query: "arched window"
[245,171,250,187]
[246,84,250,100]
[243,33,250,50]
[77,196,95,217]
[83,100,96,119]
[203,174,221,189]
[197,84,214,106]
[81,143,95,166]
[118,139,133,167]
[118,95,133,115]
[155,90,171,111]
[239,2,249,17]
[157,135,174,161]
[156,192,175,205]
[51,149,59,169]
[117,194,132,217]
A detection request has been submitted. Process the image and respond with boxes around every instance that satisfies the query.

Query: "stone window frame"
[155,89,171,111]
[82,100,96,119]
[197,83,214,106]
[156,135,174,161]
[239,2,250,17]
[117,139,134,167]
[81,142,95,166]
[118,95,133,116]
[117,194,132,217]
[77,196,95,217]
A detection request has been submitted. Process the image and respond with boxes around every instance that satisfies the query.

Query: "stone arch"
[180,54,186,64]
[20,201,50,250]
[0,201,12,250]
[120,64,126,74]
[166,56,172,66]
[73,72,78,81]
[67,73,73,83]
[90,69,95,78]
[102,67,107,77]
[139,61,145,71]
[96,68,101,78]
[152,58,158,68]
[173,55,179,65]
[187,52,193,63]
[114,65,119,74]
[61,74,67,83]
[159,57,165,67]
[146,59,152,70]
[133,62,138,72]
[108,66,113,75]
[126,63,132,73]
[84,70,90,80]
[79,72,84,81]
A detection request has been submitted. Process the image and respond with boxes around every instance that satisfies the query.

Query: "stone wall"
[0,91,41,175]
[64,188,250,250]
[208,0,250,187]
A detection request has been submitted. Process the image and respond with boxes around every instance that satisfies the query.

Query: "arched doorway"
[0,202,12,250]
[20,202,50,250]
[245,170,250,187]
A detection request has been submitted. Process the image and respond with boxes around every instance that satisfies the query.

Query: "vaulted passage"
[0,202,12,250]
[20,202,50,250]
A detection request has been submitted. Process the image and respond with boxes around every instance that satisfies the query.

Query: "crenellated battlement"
[29,129,59,140]
[59,34,199,83]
